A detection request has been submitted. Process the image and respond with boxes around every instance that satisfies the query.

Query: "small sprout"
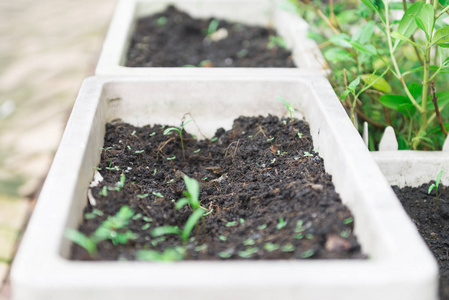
[137,247,185,262]
[131,130,136,136]
[207,19,220,36]
[84,209,104,220]
[236,49,248,58]
[201,176,208,181]
[294,233,304,239]
[304,152,313,162]
[243,238,255,246]
[153,169,157,175]
[428,170,443,209]
[281,243,295,252]
[127,145,132,150]
[135,150,144,154]
[167,155,176,160]
[137,193,149,199]
[340,230,350,238]
[294,220,305,233]
[218,251,232,258]
[203,208,214,216]
[152,192,163,198]
[194,244,207,252]
[98,186,108,197]
[343,217,354,225]
[156,16,167,27]
[297,132,303,139]
[219,235,227,241]
[240,218,245,224]
[282,120,287,125]
[277,150,281,155]
[271,158,276,164]
[164,120,192,162]
[277,96,295,139]
[151,226,182,237]
[267,35,287,50]
[257,224,267,230]
[276,217,287,230]
[301,249,315,258]
[263,243,280,252]
[211,137,218,142]
[226,221,237,227]
[149,132,156,137]
[167,179,174,183]
[266,137,274,142]
[248,135,253,138]
[306,233,314,240]
[238,247,259,258]
[132,213,142,220]
[143,216,153,222]
[141,223,151,230]
[194,149,201,153]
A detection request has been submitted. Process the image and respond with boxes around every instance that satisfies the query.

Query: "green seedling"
[137,193,149,199]
[164,120,192,162]
[84,209,103,220]
[277,96,295,139]
[156,16,167,27]
[263,243,280,252]
[207,19,220,36]
[428,170,443,209]
[238,247,259,258]
[304,151,313,162]
[65,206,138,256]
[267,35,287,50]
[137,246,185,262]
[276,217,287,230]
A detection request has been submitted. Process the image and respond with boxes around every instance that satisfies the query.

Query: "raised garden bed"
[11,76,438,300]
[95,0,325,76]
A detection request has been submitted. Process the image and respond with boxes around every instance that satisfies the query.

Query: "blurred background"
[0,0,117,297]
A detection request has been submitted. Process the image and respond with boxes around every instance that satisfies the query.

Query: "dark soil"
[125,6,296,68]
[71,115,364,261]
[393,184,449,300]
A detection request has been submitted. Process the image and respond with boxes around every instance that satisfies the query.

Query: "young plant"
[277,96,296,139]
[428,170,443,209]
[151,176,206,244]
[207,19,220,36]
[163,119,192,162]
[137,246,185,262]
[267,35,287,50]
[65,205,138,256]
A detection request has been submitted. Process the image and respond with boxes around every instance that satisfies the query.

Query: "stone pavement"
[0,0,117,298]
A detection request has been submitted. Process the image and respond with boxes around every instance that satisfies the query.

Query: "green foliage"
[302,0,449,150]
[137,247,185,262]
[267,35,287,50]
[65,206,138,256]
[207,19,220,36]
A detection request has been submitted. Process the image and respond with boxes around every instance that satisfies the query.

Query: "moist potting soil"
[71,115,364,261]
[126,6,296,68]
[393,184,449,300]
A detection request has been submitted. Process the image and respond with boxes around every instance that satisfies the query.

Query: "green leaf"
[397,103,417,117]
[391,30,419,47]
[351,41,378,56]
[379,95,409,110]
[324,48,354,63]
[360,0,379,13]
[436,170,444,186]
[351,21,375,44]
[116,206,134,221]
[340,89,351,100]
[183,175,200,209]
[137,247,185,262]
[330,34,352,48]
[414,4,435,41]
[360,74,392,92]
[151,226,182,237]
[395,2,424,49]
[181,208,206,242]
[348,77,361,91]
[163,127,180,135]
[175,197,190,210]
[408,82,422,100]
[65,229,97,256]
[432,26,449,46]
[426,91,449,109]
[428,183,436,194]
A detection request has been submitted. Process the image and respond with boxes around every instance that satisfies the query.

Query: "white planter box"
[11,76,437,300]
[95,0,326,77]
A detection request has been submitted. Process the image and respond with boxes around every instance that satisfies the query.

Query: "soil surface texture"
[125,6,296,68]
[393,184,449,300]
[71,115,364,261]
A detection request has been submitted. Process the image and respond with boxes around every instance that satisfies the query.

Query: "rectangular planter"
[11,76,437,300]
[95,0,326,77]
